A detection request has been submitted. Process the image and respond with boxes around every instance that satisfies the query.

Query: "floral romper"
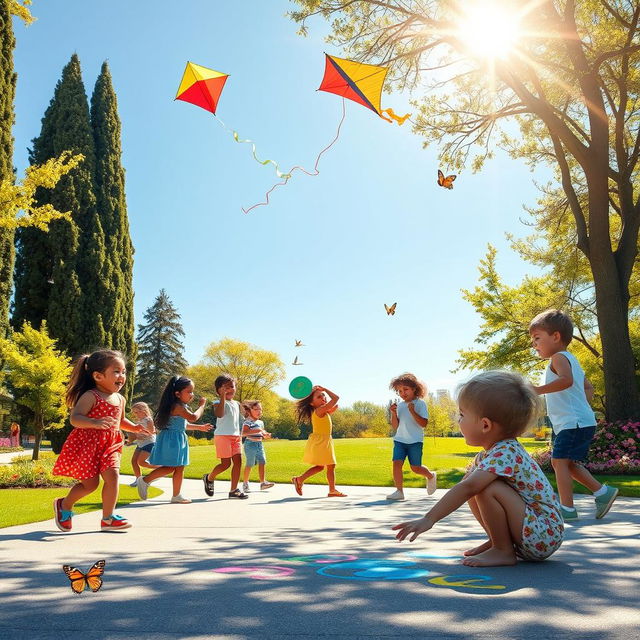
[470,438,564,560]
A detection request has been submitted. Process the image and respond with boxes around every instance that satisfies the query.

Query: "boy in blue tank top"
[529,309,618,522]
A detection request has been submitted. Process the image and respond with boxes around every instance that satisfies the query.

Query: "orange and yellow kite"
[318,54,410,125]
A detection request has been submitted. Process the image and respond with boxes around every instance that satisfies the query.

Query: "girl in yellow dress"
[292,385,347,497]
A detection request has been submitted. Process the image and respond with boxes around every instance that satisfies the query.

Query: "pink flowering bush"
[531,421,640,475]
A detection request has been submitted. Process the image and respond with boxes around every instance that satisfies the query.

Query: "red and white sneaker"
[101,514,132,530]
[53,498,73,531]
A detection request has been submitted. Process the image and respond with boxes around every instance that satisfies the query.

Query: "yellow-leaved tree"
[0,322,71,460]
[9,0,34,25]
[188,338,287,429]
[0,151,84,230]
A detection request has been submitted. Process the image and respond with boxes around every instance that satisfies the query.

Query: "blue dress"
[148,416,189,466]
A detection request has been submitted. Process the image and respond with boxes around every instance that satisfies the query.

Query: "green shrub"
[531,420,640,475]
[0,452,74,488]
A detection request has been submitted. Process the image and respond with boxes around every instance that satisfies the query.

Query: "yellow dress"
[303,411,336,466]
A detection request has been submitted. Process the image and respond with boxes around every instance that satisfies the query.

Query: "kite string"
[213,115,292,179]
[242,98,347,214]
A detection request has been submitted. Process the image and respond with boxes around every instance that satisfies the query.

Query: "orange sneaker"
[54,498,73,531]
[101,514,132,530]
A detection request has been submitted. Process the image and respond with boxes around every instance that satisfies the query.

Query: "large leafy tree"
[0,322,71,460]
[291,0,640,420]
[134,290,188,405]
[91,62,136,396]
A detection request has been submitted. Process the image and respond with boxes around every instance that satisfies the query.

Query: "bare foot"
[463,540,492,557]
[461,548,517,567]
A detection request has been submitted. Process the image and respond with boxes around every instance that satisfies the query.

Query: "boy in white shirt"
[530,309,618,521]
[202,374,248,499]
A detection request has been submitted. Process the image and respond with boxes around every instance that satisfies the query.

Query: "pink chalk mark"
[212,566,295,580]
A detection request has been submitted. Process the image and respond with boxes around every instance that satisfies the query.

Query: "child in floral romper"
[394,371,563,566]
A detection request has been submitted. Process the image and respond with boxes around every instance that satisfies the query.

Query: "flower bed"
[531,421,640,474]
[0,452,75,488]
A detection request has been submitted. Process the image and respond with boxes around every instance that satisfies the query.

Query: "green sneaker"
[595,485,618,519]
[561,507,579,522]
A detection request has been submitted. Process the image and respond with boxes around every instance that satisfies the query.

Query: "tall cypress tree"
[0,1,17,338]
[13,54,107,356]
[90,65,135,350]
[134,290,188,404]
[90,61,136,395]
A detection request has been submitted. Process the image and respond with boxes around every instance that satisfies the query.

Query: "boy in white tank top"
[529,309,618,522]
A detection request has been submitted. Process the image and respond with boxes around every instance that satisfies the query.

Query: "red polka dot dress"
[53,390,124,480]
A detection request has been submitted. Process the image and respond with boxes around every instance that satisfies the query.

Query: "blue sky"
[13,1,544,406]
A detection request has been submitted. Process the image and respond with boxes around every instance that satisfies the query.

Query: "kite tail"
[242,99,347,214]
[214,115,292,179]
[380,107,411,125]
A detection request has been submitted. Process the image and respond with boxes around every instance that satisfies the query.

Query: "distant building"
[436,389,451,402]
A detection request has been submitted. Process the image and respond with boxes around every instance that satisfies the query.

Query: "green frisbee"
[289,376,313,399]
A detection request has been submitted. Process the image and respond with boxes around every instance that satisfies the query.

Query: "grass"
[0,484,163,528]
[3,437,636,529]
[118,436,639,497]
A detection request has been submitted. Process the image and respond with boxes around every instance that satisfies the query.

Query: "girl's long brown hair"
[295,392,317,425]
[66,350,124,408]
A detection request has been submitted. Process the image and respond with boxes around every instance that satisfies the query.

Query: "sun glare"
[456,2,522,60]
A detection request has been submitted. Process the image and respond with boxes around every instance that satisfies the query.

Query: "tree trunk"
[587,172,640,421]
[32,414,43,461]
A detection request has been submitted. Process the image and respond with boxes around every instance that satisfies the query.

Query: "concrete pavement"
[0,476,638,639]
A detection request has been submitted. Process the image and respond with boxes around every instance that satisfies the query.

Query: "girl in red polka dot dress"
[53,349,152,532]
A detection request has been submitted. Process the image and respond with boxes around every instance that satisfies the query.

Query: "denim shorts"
[552,426,596,461]
[136,442,154,454]
[392,440,423,466]
[244,440,266,466]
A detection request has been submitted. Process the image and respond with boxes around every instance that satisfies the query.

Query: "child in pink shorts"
[202,374,247,499]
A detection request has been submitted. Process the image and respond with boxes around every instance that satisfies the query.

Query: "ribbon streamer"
[214,116,292,179]
[242,99,347,214]
[380,107,411,125]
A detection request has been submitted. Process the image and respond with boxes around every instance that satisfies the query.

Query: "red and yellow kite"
[175,62,228,114]
[176,61,291,179]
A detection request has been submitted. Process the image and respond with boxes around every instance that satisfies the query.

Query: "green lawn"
[119,436,640,497]
[0,484,162,528]
[3,437,636,529]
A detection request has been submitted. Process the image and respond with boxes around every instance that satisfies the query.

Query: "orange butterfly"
[437,169,456,190]
[384,303,397,316]
[63,560,106,594]
[294,340,305,347]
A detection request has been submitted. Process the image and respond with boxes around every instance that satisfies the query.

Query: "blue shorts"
[552,426,596,461]
[136,442,154,454]
[392,441,423,466]
[244,440,266,467]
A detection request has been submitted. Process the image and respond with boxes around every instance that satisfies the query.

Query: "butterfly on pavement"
[62,560,106,594]
[437,169,456,190]
[384,303,397,316]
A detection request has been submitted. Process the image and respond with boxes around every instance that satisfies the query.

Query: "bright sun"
[456,2,523,60]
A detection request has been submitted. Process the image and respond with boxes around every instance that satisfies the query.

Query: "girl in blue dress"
[136,376,213,504]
